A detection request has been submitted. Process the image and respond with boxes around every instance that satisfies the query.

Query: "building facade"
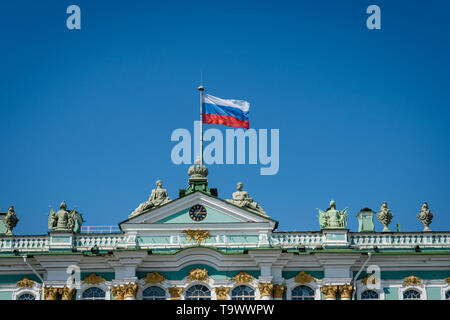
[1,163,449,300]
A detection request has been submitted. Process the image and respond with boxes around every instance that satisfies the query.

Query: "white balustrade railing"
[0,236,50,252]
[73,234,125,250]
[81,226,121,233]
[349,232,450,249]
[270,232,324,248]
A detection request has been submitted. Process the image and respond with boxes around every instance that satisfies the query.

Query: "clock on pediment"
[189,204,207,222]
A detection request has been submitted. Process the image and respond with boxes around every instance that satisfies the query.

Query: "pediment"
[119,191,277,231]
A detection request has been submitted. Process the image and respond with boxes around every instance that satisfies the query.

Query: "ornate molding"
[83,273,106,285]
[169,286,183,300]
[123,283,138,299]
[321,285,338,300]
[183,228,211,244]
[143,272,166,284]
[215,286,230,300]
[60,286,76,300]
[16,277,34,288]
[258,282,274,297]
[232,272,254,284]
[402,275,423,287]
[44,287,60,300]
[338,284,354,299]
[111,285,125,300]
[294,271,317,284]
[446,277,450,284]
[273,285,286,299]
[187,268,209,282]
[361,274,376,286]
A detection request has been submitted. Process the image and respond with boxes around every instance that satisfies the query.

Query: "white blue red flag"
[202,94,249,129]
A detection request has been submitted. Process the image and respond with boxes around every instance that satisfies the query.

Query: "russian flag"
[202,94,250,129]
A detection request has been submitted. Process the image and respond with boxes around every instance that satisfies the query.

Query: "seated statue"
[129,180,171,218]
[227,182,267,216]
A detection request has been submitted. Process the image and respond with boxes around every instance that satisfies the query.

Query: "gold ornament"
[169,286,183,300]
[44,287,60,300]
[258,282,274,297]
[111,285,125,300]
[183,228,211,244]
[143,272,166,284]
[123,283,138,299]
[83,273,106,285]
[187,268,209,282]
[361,274,377,286]
[446,277,450,284]
[60,286,75,300]
[273,285,286,299]
[215,286,230,300]
[16,277,34,288]
[294,271,317,284]
[402,275,423,287]
[321,285,338,299]
[338,284,354,299]
[232,272,254,284]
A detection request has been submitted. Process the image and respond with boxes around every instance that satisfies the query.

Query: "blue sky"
[0,0,449,235]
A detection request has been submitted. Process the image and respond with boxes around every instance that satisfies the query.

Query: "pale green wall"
[0,291,12,300]
[426,287,442,300]
[383,287,398,300]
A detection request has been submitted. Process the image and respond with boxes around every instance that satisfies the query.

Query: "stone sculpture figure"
[4,206,19,235]
[48,201,83,233]
[129,180,171,218]
[417,202,433,232]
[226,182,267,216]
[317,200,348,229]
[377,202,393,232]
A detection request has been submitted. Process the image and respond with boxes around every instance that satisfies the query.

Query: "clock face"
[189,204,207,221]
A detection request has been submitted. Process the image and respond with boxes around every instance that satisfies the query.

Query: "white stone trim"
[13,285,42,300]
[398,284,427,300]
[284,278,320,300]
[76,282,111,300]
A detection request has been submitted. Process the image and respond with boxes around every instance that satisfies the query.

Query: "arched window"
[445,290,450,300]
[403,289,421,300]
[291,285,315,300]
[82,287,106,300]
[231,285,255,300]
[142,286,166,300]
[185,285,211,300]
[360,290,379,300]
[17,293,36,300]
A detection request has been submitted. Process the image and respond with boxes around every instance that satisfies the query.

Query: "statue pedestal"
[322,229,349,248]
[49,232,74,251]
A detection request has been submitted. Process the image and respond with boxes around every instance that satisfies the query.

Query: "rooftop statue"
[317,200,348,229]
[48,201,84,233]
[129,180,171,218]
[377,201,393,232]
[226,182,267,216]
[417,202,433,232]
[5,206,19,235]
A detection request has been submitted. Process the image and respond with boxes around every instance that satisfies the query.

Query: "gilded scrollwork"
[321,285,338,300]
[361,274,376,286]
[183,228,211,244]
[60,286,76,300]
[215,286,230,300]
[187,268,209,282]
[338,284,354,299]
[272,285,286,299]
[83,273,106,285]
[402,275,423,287]
[258,282,274,297]
[111,285,125,300]
[143,272,166,284]
[123,283,138,299]
[169,286,183,300]
[294,271,317,284]
[232,271,254,284]
[44,286,60,300]
[16,277,35,288]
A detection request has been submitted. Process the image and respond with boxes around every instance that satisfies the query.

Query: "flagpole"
[198,85,204,165]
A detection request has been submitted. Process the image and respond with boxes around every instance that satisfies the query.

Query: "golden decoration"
[232,272,254,284]
[338,284,354,299]
[60,286,76,300]
[183,228,211,244]
[402,275,423,287]
[361,274,377,286]
[111,285,125,300]
[215,286,230,300]
[44,287,60,300]
[187,268,209,282]
[294,271,317,284]
[258,282,274,297]
[273,285,286,299]
[169,286,183,300]
[16,277,34,288]
[321,285,338,300]
[83,273,106,285]
[123,283,139,299]
[446,277,450,284]
[143,272,166,284]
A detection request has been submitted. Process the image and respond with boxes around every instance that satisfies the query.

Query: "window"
[17,293,35,300]
[445,290,450,300]
[231,285,255,300]
[360,290,379,300]
[403,289,421,300]
[291,285,315,300]
[184,285,211,300]
[82,287,106,300]
[142,286,166,300]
